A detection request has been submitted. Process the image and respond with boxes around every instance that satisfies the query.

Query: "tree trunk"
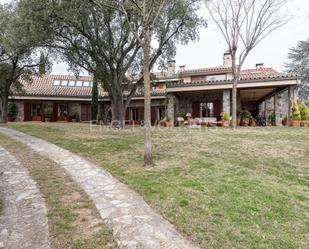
[111,95,126,129]
[143,28,153,167]
[232,79,238,129]
[0,96,8,124]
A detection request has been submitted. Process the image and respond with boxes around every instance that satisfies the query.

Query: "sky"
[1,0,309,75]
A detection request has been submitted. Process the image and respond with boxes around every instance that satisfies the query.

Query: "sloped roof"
[240,67,287,80]
[18,74,166,99]
[179,66,233,76]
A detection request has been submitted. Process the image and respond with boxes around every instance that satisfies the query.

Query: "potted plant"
[271,112,276,126]
[69,112,79,122]
[164,116,172,128]
[240,109,252,126]
[221,111,230,127]
[299,101,308,127]
[7,102,18,122]
[43,107,53,122]
[291,100,301,127]
[282,114,288,126]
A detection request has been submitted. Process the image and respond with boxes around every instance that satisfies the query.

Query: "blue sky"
[1,0,308,75]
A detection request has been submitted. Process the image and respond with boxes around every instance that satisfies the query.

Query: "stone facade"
[222,90,231,115]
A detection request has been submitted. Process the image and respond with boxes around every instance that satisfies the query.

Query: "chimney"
[179,65,185,72]
[223,51,232,67]
[167,60,176,76]
[256,63,264,69]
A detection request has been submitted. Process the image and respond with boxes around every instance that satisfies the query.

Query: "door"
[81,104,91,121]
[31,103,42,121]
[57,104,68,121]
[24,102,31,121]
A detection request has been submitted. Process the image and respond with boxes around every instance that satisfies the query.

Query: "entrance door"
[81,104,91,121]
[31,103,42,121]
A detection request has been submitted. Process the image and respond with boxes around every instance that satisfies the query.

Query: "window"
[68,80,75,86]
[53,80,61,86]
[200,102,214,117]
[61,80,68,86]
[206,74,226,81]
[130,108,139,120]
[58,104,68,118]
[83,81,90,87]
[31,104,42,117]
[76,81,83,87]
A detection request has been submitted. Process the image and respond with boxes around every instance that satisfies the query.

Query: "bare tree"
[205,0,290,129]
[118,0,205,166]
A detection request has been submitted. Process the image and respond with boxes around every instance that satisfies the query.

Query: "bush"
[222,111,230,121]
[7,102,18,118]
[299,101,309,120]
[271,112,276,121]
[69,112,79,120]
[43,107,53,118]
[291,100,301,120]
[164,116,171,122]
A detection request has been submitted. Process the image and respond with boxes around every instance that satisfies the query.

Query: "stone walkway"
[0,127,199,249]
[0,146,50,249]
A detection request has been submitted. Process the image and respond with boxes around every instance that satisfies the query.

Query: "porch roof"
[166,74,299,93]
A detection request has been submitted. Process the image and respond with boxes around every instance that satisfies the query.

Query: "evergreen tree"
[39,51,46,75]
[91,79,98,121]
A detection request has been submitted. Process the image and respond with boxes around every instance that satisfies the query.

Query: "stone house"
[10,52,300,125]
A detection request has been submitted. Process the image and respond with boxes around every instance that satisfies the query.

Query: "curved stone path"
[0,127,199,249]
[0,146,50,249]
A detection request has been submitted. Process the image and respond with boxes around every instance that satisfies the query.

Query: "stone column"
[222,89,231,115]
[167,94,175,126]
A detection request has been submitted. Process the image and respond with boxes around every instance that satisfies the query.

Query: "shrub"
[291,100,301,120]
[299,101,309,120]
[69,112,79,120]
[7,102,18,118]
[222,111,230,121]
[43,107,53,118]
[165,116,171,122]
[240,109,252,119]
[271,112,276,121]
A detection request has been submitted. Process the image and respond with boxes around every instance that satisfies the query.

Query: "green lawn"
[6,122,309,249]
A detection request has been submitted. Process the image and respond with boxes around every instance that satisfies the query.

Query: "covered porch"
[166,79,299,126]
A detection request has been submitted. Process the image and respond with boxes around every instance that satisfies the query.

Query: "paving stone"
[0,146,50,249]
[0,127,199,249]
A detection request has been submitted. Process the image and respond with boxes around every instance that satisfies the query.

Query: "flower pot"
[222,120,230,127]
[291,120,300,127]
[282,119,287,126]
[45,117,51,122]
[164,121,172,128]
[6,116,14,122]
[271,120,276,126]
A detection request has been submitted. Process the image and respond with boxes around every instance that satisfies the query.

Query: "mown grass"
[0,132,117,249]
[6,122,309,249]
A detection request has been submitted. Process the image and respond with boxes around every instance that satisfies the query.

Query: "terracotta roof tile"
[18,74,166,98]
